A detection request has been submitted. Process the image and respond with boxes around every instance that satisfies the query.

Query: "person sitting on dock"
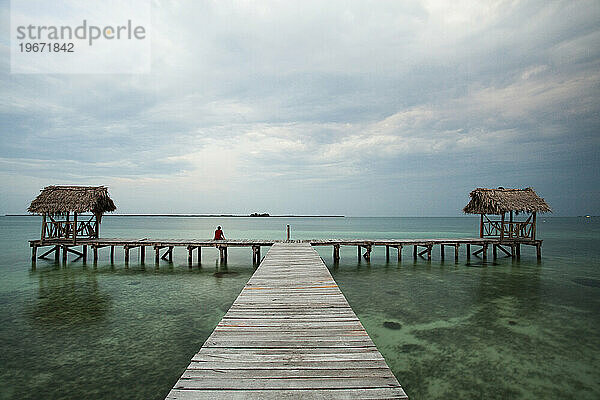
[214,226,225,240]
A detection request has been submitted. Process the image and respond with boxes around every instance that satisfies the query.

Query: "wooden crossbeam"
[38,245,59,259]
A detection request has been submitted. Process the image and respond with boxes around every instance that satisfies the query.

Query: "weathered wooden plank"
[167,388,408,400]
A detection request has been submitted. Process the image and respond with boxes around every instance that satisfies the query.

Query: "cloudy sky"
[1,0,599,216]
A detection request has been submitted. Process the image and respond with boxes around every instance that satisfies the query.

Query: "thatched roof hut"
[463,187,551,215]
[28,186,116,215]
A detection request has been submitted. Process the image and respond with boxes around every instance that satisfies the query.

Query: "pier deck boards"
[166,242,408,399]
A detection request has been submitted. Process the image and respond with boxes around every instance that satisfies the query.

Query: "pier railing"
[482,219,534,239]
[43,219,98,240]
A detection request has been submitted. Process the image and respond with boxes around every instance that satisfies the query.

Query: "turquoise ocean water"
[0,216,598,399]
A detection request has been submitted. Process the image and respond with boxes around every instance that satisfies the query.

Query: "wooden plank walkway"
[166,242,408,399]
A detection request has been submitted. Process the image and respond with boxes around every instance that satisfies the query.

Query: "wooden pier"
[29,237,543,266]
[166,242,408,399]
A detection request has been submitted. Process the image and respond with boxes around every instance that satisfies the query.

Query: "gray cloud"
[1,0,599,215]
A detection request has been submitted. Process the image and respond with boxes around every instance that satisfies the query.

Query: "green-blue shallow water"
[0,216,598,399]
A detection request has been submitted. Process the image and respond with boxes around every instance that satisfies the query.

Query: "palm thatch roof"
[28,186,116,215]
[463,187,551,215]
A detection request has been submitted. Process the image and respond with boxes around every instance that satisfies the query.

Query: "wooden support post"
[155,247,160,264]
[252,246,257,264]
[493,244,497,259]
[455,244,459,262]
[82,245,87,262]
[188,246,193,266]
[140,246,145,264]
[93,246,99,263]
[440,244,445,260]
[385,245,390,261]
[516,243,521,259]
[413,245,417,259]
[466,244,471,260]
[333,244,340,261]
[110,246,114,264]
[532,212,537,240]
[536,243,542,260]
[397,245,402,262]
[286,225,290,241]
[124,245,130,264]
[482,243,488,260]
[427,244,432,261]
[509,211,514,238]
[357,245,361,261]
[31,245,37,264]
[168,246,173,262]
[257,246,260,261]
[62,245,68,263]
[511,244,516,259]
[54,245,60,261]
[224,247,228,262]
[219,247,224,261]
[500,213,505,241]
[197,247,201,265]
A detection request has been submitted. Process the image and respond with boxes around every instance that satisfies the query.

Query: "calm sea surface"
[0,216,598,399]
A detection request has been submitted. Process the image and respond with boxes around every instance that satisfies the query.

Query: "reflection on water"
[28,270,111,326]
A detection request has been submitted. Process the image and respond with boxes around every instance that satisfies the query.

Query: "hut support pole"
[31,245,37,264]
[140,246,145,264]
[93,246,98,263]
[427,245,432,260]
[493,244,497,259]
[73,212,78,245]
[480,214,484,238]
[54,246,59,261]
[110,246,114,264]
[511,244,516,259]
[333,245,340,262]
[440,244,445,260]
[413,245,417,259]
[532,212,537,240]
[188,246,193,267]
[40,213,46,243]
[397,245,402,262]
[482,243,488,260]
[82,245,87,263]
[509,211,513,238]
[385,246,390,261]
[516,244,521,259]
[197,247,201,265]
[155,247,160,264]
[466,244,471,260]
[454,244,459,262]
[257,246,260,261]
[62,245,68,263]
[500,213,505,241]
[536,243,542,260]
[357,246,361,261]
[252,246,258,264]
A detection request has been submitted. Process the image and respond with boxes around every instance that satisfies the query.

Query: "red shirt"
[214,229,224,240]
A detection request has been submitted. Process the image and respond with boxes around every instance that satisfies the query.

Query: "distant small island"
[249,213,270,217]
